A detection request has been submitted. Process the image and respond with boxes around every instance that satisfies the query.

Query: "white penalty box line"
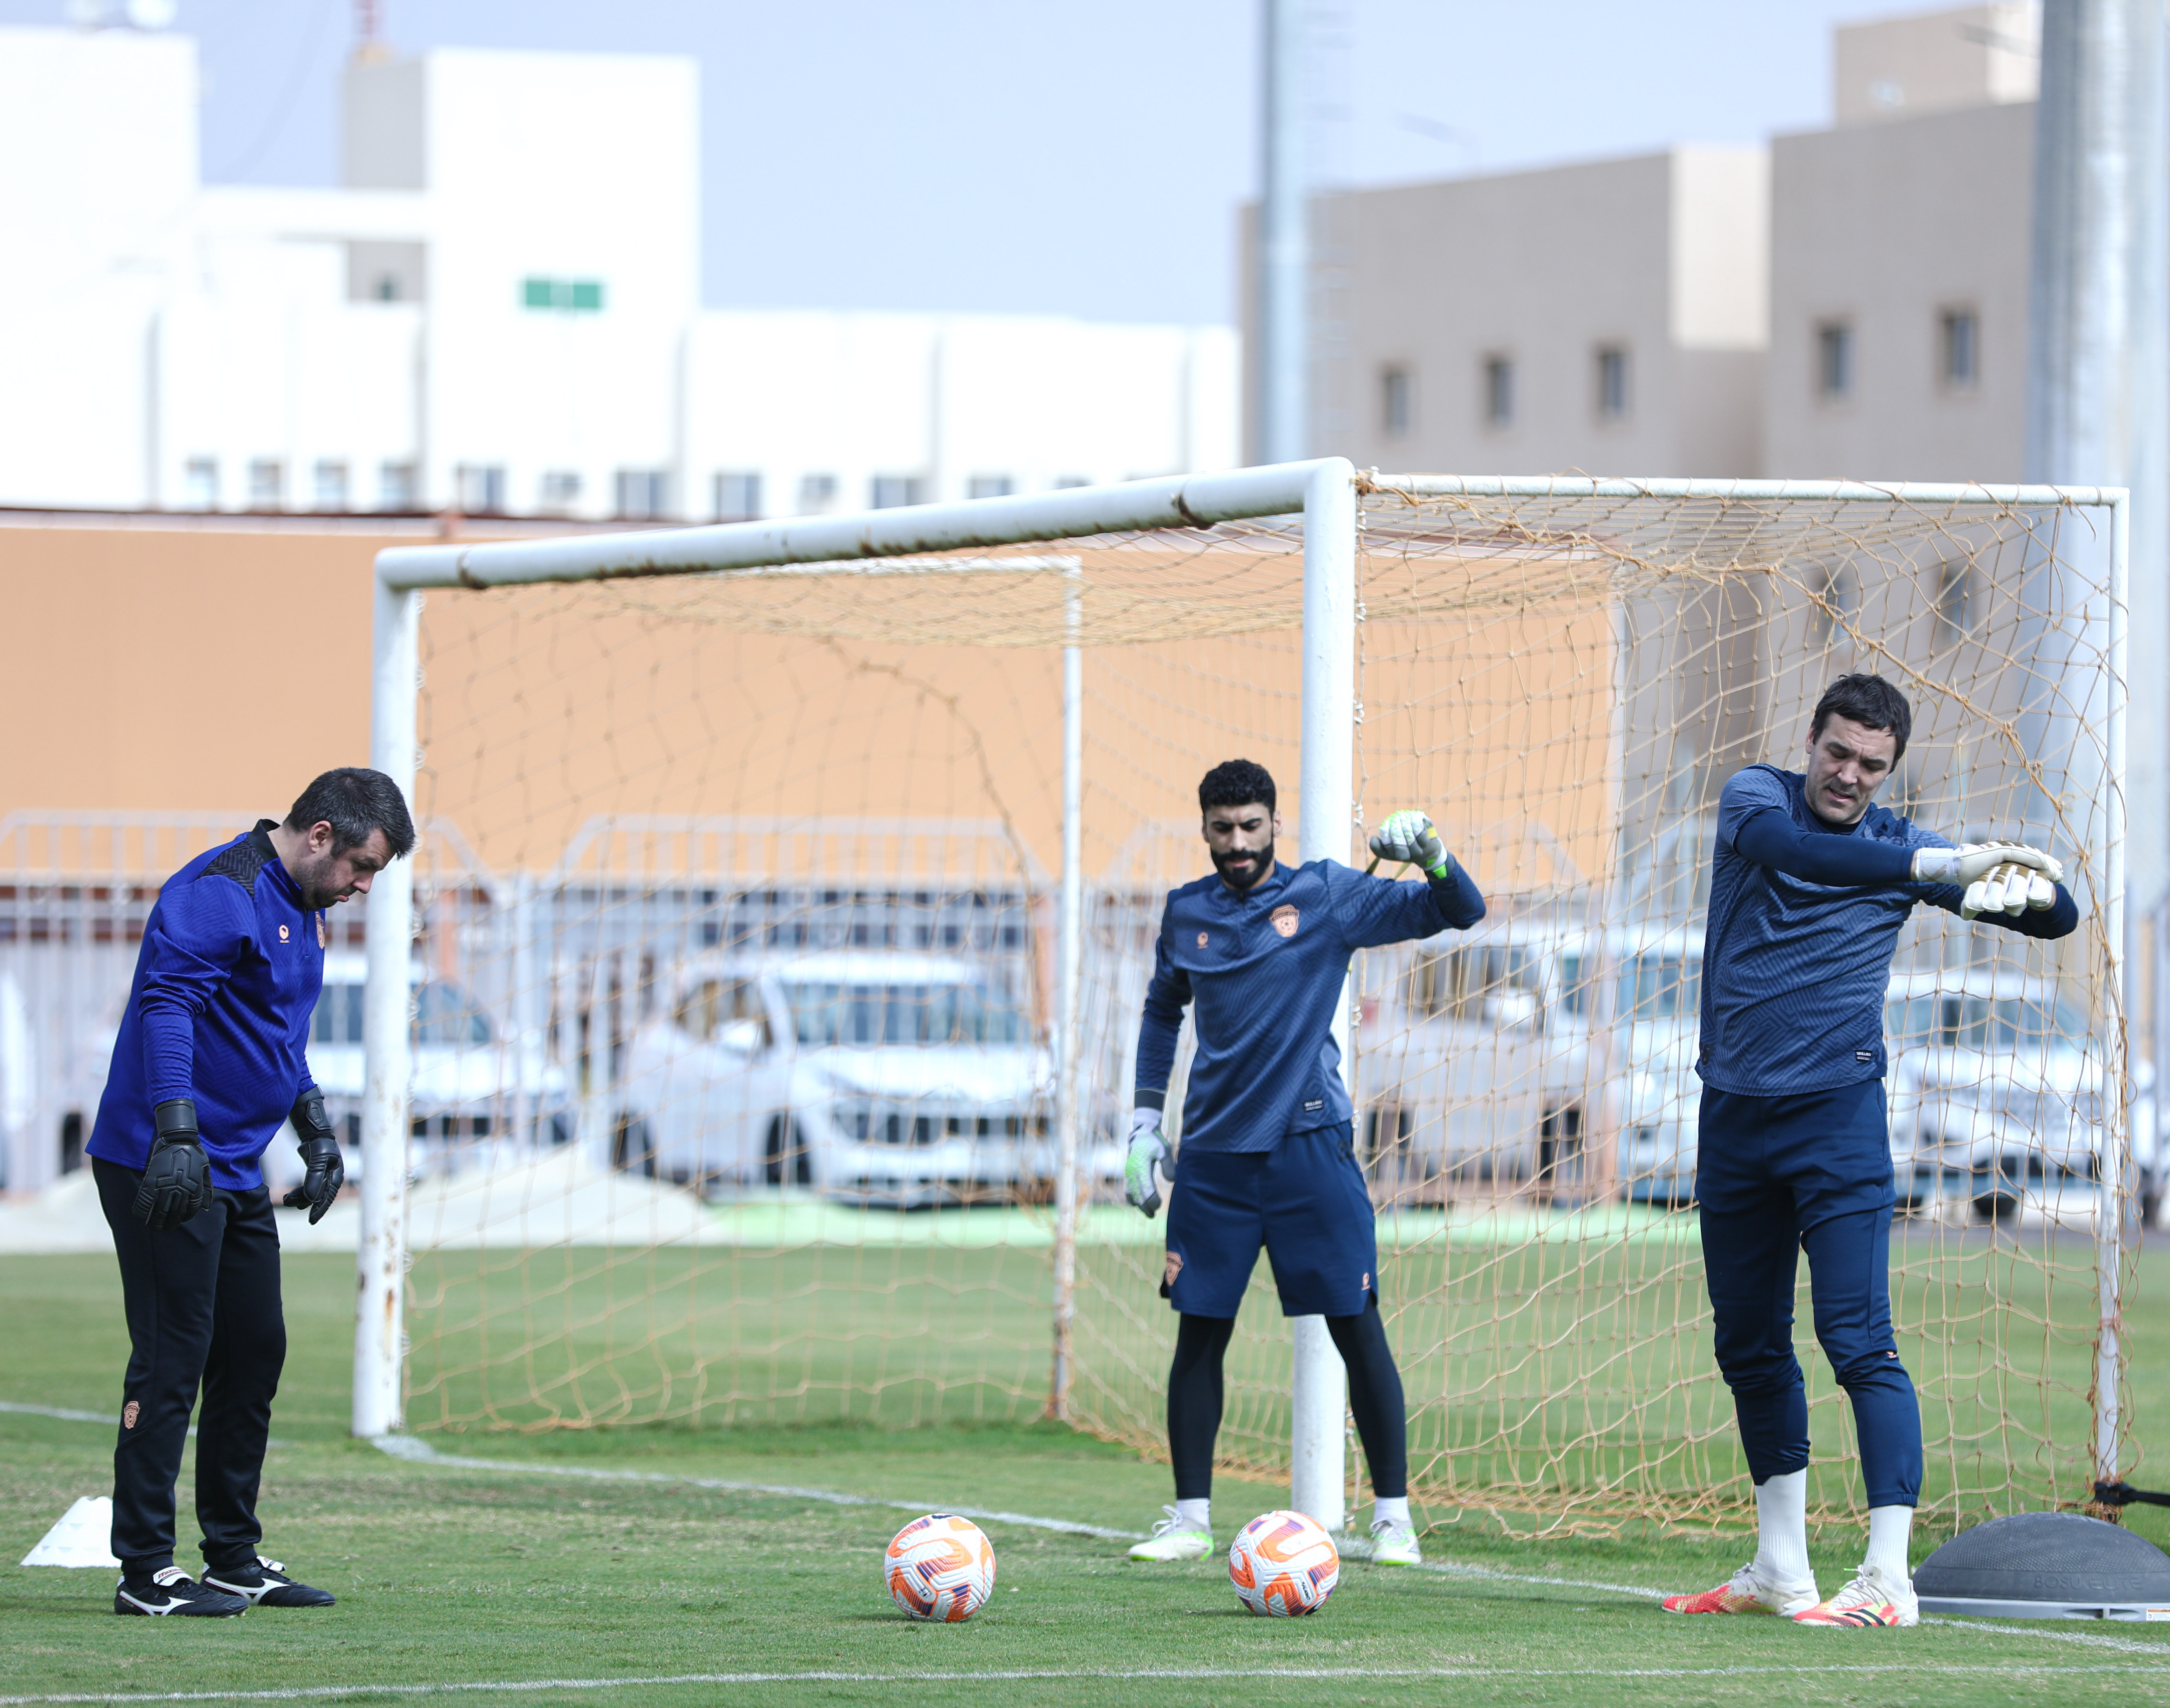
[1,1662,2165,1706]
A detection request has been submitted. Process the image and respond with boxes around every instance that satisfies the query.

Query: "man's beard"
[1212,839,1274,891]
[294,853,350,910]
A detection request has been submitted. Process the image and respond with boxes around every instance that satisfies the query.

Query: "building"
[1276,3,2042,486]
[0,25,1238,521]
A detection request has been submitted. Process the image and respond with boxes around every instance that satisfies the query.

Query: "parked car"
[612,950,1057,1206]
[305,952,573,1181]
[1884,969,2106,1223]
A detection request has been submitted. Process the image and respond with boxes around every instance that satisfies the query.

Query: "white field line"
[2,1662,2166,1706]
[0,1402,132,1429]
[369,1438,2170,1655]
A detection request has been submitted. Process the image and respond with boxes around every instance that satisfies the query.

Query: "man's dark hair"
[285,768,417,859]
[1198,759,1277,814]
[1810,673,1913,760]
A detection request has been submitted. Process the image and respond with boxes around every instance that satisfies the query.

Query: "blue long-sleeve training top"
[87,820,324,1191]
[1135,855,1486,1153]
[1700,765,2078,1098]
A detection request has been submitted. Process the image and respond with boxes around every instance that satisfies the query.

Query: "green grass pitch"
[5,1249,2170,1707]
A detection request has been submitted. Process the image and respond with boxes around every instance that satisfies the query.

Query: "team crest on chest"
[1270,905,1299,938]
[317,915,328,948]
[1197,931,1209,949]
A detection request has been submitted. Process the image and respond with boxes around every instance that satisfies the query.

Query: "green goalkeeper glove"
[1911,840,2063,919]
[1367,810,1454,881]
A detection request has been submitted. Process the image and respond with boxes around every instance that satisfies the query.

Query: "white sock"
[1751,1471,1812,1585]
[1863,1505,1913,1585]
[1173,1497,1210,1533]
[1372,1495,1411,1530]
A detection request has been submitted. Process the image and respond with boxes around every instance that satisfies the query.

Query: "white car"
[612,951,1056,1206]
[307,952,573,1179]
[1884,969,2107,1223]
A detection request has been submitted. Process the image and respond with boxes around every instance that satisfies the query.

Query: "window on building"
[1380,364,1413,437]
[1483,355,1514,427]
[713,471,763,521]
[378,461,417,511]
[1817,320,1854,397]
[520,277,605,313]
[539,470,582,513]
[967,475,1014,500]
[797,473,839,514]
[456,464,506,514]
[614,470,671,520]
[312,460,349,510]
[1595,345,1630,420]
[247,459,284,509]
[871,475,928,509]
[1941,309,1979,388]
[182,456,219,509]
[1053,474,1091,489]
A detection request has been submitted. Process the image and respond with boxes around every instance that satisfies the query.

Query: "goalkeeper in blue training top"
[1659,675,2076,1630]
[1121,758,1485,1567]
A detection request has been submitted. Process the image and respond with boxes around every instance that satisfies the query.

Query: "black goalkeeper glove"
[282,1089,345,1225]
[133,1099,212,1231]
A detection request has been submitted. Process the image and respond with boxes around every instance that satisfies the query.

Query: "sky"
[3,0,1900,324]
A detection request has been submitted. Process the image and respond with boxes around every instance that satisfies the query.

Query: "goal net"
[367,466,2128,1537]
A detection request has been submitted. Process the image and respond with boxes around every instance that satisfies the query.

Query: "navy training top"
[1700,765,2077,1098]
[1135,855,1486,1153]
[87,820,324,1192]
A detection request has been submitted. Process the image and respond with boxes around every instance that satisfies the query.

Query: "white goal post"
[357,462,2130,1533]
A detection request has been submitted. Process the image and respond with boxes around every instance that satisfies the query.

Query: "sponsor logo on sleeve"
[1855,1050,1874,1063]
[1270,905,1300,938]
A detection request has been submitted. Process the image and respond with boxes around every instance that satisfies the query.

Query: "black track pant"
[1168,1297,1407,1502]
[95,1158,287,1576]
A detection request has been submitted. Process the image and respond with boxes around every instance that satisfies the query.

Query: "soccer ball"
[885,1513,997,1622]
[1228,1510,1339,1616]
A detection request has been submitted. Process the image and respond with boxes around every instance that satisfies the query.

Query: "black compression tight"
[1167,1297,1408,1502]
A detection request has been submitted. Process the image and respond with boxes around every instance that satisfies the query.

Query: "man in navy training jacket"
[1660,675,2076,1630]
[87,768,415,1617]
[1121,758,1486,1567]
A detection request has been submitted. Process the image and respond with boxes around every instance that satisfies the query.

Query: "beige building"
[1280,4,2044,486]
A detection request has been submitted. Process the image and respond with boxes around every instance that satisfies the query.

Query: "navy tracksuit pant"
[95,1157,287,1576]
[1695,1080,1923,1509]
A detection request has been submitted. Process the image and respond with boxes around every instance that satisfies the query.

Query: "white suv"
[307,952,573,1179]
[611,950,1056,1206]
[1884,969,2107,1224]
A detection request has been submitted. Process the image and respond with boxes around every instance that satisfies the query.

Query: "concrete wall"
[1765,99,2033,482]
[1270,146,1768,480]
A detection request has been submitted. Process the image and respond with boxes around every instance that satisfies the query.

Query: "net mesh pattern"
[393,481,2126,1535]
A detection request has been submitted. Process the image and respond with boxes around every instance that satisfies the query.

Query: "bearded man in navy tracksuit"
[1121,759,1486,1567]
[87,768,413,1617]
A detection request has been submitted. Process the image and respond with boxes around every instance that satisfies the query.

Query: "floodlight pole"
[355,575,419,1438]
[1290,458,1356,1534]
[1051,568,1084,1421]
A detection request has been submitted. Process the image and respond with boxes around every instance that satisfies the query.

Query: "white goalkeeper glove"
[1125,1108,1170,1219]
[1367,810,1454,881]
[1911,841,2063,919]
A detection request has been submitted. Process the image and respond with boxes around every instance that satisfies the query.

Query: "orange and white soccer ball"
[885,1513,997,1622]
[1228,1510,1340,1617]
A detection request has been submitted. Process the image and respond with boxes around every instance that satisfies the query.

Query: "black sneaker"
[200,1556,336,1609]
[115,1566,248,1616]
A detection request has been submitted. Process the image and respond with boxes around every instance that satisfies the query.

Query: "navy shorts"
[1161,1122,1377,1318]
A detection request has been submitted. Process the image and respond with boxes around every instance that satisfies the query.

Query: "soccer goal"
[356,461,2130,1537]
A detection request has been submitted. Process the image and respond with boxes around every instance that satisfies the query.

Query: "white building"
[0,25,1238,520]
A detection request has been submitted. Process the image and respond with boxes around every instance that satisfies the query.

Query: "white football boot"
[1661,1560,1820,1617]
[1127,1506,1213,1562]
[1367,1517,1424,1566]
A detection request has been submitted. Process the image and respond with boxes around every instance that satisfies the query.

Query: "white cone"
[21,1496,119,1567]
